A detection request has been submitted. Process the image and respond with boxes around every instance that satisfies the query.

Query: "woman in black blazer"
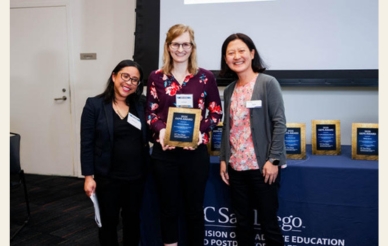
[80,60,149,246]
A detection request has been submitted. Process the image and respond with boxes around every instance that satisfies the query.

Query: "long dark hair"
[219,33,266,79]
[98,59,144,105]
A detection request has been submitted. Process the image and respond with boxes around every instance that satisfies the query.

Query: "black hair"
[98,59,144,105]
[219,33,266,79]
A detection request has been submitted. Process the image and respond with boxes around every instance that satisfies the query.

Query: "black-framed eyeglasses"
[169,42,193,51]
[120,73,140,85]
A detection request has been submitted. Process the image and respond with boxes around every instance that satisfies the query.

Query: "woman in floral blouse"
[145,24,222,246]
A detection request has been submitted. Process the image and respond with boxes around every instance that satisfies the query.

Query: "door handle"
[54,96,67,101]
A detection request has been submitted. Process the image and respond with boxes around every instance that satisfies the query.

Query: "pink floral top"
[229,77,259,171]
[146,68,222,144]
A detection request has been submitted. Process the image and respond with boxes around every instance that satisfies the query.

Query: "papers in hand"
[90,193,102,227]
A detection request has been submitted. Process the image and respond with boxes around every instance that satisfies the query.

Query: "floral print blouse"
[229,77,259,171]
[146,68,222,144]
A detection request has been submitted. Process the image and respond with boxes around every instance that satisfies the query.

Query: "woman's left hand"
[262,161,279,185]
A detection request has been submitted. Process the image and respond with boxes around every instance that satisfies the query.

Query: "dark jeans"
[228,167,284,246]
[95,176,145,246]
[152,145,210,246]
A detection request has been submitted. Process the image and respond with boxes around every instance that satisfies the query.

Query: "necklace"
[171,70,189,85]
[113,102,129,120]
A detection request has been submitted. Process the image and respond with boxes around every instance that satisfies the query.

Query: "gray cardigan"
[220,73,287,172]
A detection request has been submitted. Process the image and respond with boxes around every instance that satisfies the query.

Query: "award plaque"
[351,123,378,160]
[312,120,341,155]
[164,107,201,148]
[285,123,306,159]
[208,122,223,156]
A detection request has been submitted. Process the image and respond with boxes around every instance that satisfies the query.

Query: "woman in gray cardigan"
[219,33,286,246]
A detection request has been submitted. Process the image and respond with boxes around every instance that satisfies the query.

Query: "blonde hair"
[161,24,198,75]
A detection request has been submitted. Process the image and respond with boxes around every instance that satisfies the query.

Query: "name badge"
[246,100,262,108]
[176,94,193,108]
[127,113,141,130]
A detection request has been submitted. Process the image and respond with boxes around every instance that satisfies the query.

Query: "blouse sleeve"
[145,71,166,137]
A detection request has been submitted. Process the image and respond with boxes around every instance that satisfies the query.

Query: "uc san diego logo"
[203,206,346,246]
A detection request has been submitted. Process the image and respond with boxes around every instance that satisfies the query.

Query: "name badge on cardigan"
[246,100,262,108]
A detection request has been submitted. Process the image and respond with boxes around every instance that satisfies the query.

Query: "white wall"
[160,0,378,70]
[70,0,136,175]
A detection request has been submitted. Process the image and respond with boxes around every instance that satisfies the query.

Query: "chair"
[10,132,30,241]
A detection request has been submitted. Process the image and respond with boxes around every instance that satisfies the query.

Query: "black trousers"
[152,145,210,245]
[95,176,145,246]
[228,167,284,246]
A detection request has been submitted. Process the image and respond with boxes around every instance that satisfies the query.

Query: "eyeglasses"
[169,42,193,51]
[120,73,140,85]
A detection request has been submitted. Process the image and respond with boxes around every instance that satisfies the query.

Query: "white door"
[10,6,74,176]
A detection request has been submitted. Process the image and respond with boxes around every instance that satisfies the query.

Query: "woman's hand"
[220,161,229,185]
[183,131,202,150]
[262,161,279,185]
[158,128,175,151]
[84,175,96,197]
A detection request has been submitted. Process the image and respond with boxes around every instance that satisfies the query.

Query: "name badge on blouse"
[176,94,193,108]
[127,113,141,130]
[246,100,262,108]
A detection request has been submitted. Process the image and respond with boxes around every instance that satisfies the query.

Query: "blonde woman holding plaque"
[146,24,222,246]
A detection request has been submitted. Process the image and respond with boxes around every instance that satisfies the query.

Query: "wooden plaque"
[312,120,341,155]
[164,107,201,148]
[285,123,306,159]
[351,123,378,160]
[208,122,223,156]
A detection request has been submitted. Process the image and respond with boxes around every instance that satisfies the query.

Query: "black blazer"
[80,95,149,176]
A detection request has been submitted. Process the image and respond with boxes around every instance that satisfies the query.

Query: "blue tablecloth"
[141,145,378,246]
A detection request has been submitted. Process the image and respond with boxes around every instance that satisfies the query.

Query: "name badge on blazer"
[127,113,141,130]
[246,100,262,108]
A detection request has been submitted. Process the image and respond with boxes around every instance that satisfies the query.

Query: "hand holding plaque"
[164,107,202,148]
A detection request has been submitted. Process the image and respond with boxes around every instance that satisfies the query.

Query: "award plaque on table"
[164,107,202,148]
[312,120,341,155]
[351,123,378,160]
[208,122,223,156]
[285,123,306,159]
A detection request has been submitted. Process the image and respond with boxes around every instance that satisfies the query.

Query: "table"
[141,145,378,246]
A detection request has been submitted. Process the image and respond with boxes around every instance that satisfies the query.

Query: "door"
[10,6,74,176]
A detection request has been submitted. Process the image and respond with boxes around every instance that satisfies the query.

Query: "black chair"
[10,132,30,241]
